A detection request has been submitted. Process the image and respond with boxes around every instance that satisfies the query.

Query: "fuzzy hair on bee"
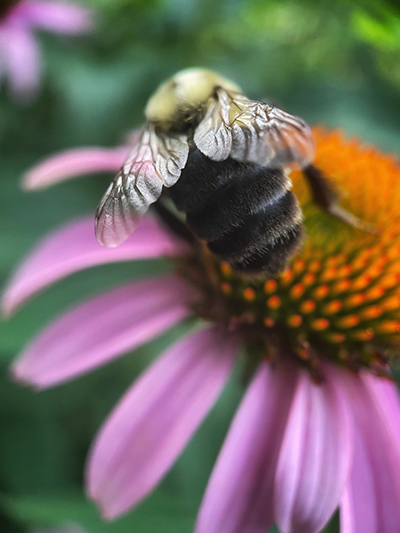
[95,68,366,275]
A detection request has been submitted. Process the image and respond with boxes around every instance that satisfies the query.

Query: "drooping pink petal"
[340,428,379,533]
[2,215,188,317]
[274,364,353,533]
[87,327,237,520]
[196,360,299,533]
[0,24,41,100]
[14,1,94,34]
[340,374,400,533]
[11,275,194,389]
[361,372,400,447]
[22,147,128,190]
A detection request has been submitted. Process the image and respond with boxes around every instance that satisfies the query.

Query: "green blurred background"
[1,0,400,531]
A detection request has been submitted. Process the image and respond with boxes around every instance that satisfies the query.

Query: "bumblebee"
[96,68,366,274]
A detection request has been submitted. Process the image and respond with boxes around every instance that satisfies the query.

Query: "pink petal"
[362,372,400,447]
[87,327,237,520]
[340,429,378,533]
[0,24,41,101]
[274,365,353,533]
[11,275,194,389]
[22,147,129,190]
[2,215,188,317]
[195,360,299,533]
[340,374,400,533]
[14,1,95,34]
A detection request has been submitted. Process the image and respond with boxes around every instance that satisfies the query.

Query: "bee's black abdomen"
[207,190,302,260]
[168,148,303,275]
[229,225,303,275]
[186,167,291,241]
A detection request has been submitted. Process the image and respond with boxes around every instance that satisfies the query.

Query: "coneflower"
[3,128,400,533]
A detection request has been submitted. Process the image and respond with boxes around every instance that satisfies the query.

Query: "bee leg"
[152,200,198,245]
[302,164,378,233]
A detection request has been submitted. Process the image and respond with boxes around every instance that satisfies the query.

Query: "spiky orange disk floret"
[206,129,400,375]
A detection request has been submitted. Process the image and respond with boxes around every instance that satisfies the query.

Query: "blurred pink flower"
[0,0,94,101]
[4,131,400,533]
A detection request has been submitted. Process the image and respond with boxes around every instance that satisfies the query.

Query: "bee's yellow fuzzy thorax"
[145,68,241,126]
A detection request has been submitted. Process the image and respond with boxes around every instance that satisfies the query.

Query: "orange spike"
[337,264,352,277]
[313,285,329,299]
[380,273,400,289]
[344,294,366,308]
[264,279,277,294]
[323,300,342,315]
[220,282,232,295]
[352,252,371,271]
[381,295,400,312]
[387,242,400,259]
[337,315,360,329]
[220,262,233,278]
[308,260,322,272]
[365,286,386,301]
[351,329,374,341]
[280,269,293,286]
[243,287,256,301]
[352,275,372,291]
[300,300,316,314]
[287,315,302,327]
[302,273,316,286]
[325,332,346,343]
[311,318,330,331]
[376,320,400,334]
[321,267,338,282]
[290,283,305,299]
[326,254,346,267]
[365,263,384,278]
[267,295,281,309]
[359,305,382,320]
[263,317,275,328]
[331,279,351,295]
[293,258,306,274]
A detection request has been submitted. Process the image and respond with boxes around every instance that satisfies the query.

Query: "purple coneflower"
[0,0,94,101]
[3,128,400,533]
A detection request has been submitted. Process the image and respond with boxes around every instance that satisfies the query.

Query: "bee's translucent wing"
[194,89,315,169]
[192,90,232,161]
[95,125,189,247]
